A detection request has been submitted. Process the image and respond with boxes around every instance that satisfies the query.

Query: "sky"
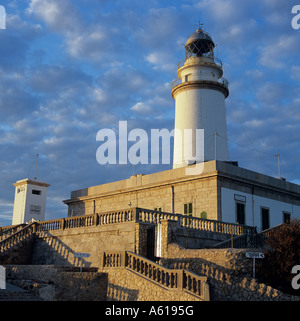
[0,0,300,226]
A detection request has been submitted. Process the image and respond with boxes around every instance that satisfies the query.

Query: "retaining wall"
[100,267,205,301]
[4,265,107,301]
[161,244,300,301]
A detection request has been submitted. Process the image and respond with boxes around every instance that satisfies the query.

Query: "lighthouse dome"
[185,27,215,57]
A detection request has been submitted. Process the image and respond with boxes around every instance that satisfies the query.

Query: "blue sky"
[1,0,300,226]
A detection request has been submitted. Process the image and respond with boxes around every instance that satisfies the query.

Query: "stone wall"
[5,265,107,301]
[161,243,300,301]
[0,237,34,265]
[162,243,253,274]
[100,267,204,301]
[160,219,231,255]
[32,222,137,267]
[66,164,220,221]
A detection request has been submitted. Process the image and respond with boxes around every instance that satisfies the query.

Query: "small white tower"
[12,179,50,225]
[172,25,229,168]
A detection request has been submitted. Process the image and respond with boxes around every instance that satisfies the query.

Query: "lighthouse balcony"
[177,55,223,70]
[172,76,229,90]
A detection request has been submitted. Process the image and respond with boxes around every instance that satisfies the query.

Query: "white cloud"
[66,27,109,61]
[27,0,80,32]
[258,35,299,69]
[145,51,175,72]
[131,102,153,114]
[195,0,253,25]
[291,66,300,83]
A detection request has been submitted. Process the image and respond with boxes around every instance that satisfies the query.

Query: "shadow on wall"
[107,283,139,301]
[32,231,91,268]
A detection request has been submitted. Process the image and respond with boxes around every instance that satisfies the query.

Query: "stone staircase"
[100,251,211,301]
[0,221,37,265]
[0,283,41,301]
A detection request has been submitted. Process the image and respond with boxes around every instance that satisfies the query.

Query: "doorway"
[146,226,155,261]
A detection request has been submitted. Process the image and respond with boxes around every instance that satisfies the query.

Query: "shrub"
[257,219,300,295]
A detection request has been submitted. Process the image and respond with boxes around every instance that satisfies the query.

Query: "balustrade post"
[120,251,126,267]
[202,281,210,301]
[100,252,105,268]
[177,214,182,228]
[60,218,65,230]
[93,213,98,226]
[213,221,217,233]
[177,270,184,290]
[32,222,37,233]
[132,208,138,222]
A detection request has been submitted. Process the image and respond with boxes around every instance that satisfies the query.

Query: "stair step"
[54,266,98,272]
[0,282,41,301]
[0,290,41,301]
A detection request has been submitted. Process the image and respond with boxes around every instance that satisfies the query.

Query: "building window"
[261,207,270,231]
[236,202,245,225]
[32,189,41,195]
[184,203,193,216]
[154,207,162,212]
[283,212,291,224]
[184,74,191,82]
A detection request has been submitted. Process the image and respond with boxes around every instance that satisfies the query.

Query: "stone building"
[64,160,300,232]
[64,25,300,232]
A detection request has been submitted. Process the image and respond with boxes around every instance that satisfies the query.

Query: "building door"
[146,227,155,261]
[236,202,245,225]
[261,208,270,231]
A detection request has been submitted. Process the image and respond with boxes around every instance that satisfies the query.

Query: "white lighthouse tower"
[172,25,229,168]
[12,178,50,225]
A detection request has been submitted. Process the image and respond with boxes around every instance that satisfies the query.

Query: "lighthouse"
[172,25,229,169]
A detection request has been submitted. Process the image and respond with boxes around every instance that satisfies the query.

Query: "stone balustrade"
[37,209,136,231]
[1,208,255,237]
[101,250,210,300]
[0,224,26,241]
[0,222,38,252]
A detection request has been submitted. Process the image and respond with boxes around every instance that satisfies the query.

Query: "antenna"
[34,153,39,180]
[197,19,204,30]
[275,153,280,179]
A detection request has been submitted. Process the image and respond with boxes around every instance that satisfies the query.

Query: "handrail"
[101,251,210,300]
[0,208,255,238]
[37,209,136,232]
[210,233,253,249]
[0,224,26,241]
[172,76,229,90]
[34,207,255,237]
[137,208,256,236]
[211,225,283,249]
[0,222,38,253]
[177,55,223,70]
